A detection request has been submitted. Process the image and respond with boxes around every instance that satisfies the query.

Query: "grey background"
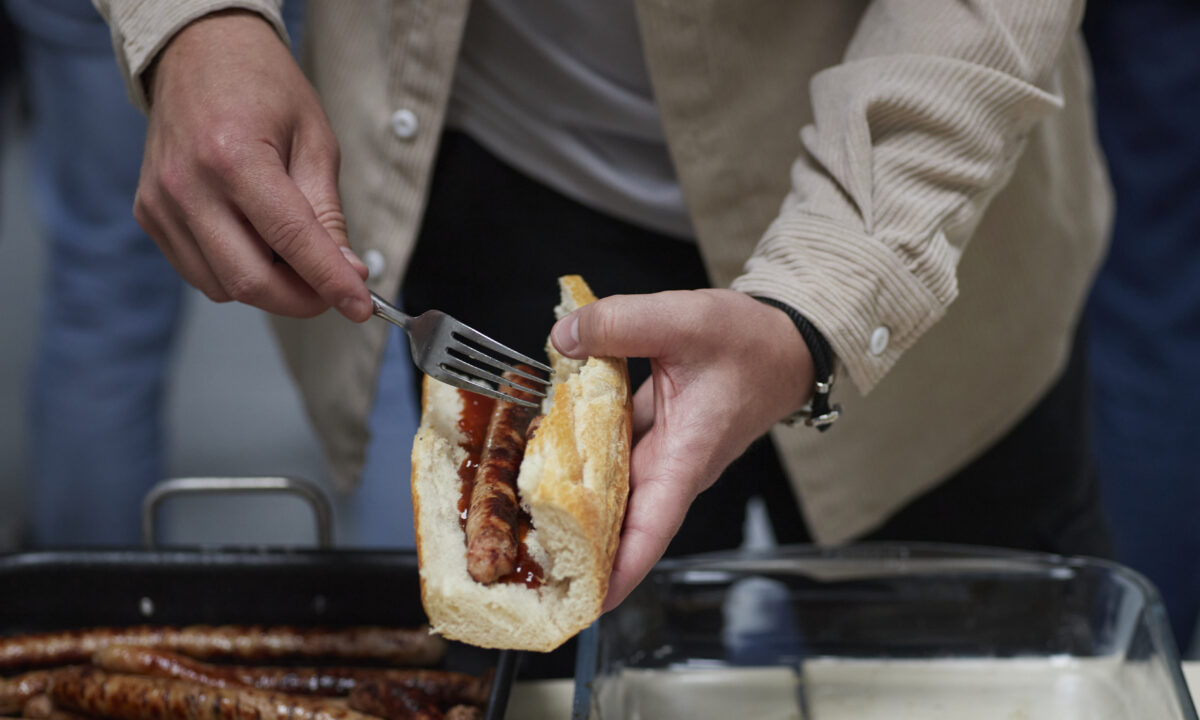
[0,83,346,550]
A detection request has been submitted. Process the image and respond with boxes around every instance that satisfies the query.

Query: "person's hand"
[135,10,371,320]
[550,289,814,611]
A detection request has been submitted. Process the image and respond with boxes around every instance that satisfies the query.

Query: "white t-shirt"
[446,0,694,239]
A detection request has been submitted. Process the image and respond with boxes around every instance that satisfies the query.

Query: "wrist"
[147,9,279,107]
[752,296,841,431]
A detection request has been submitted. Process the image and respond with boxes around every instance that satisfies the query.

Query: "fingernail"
[552,313,580,355]
[340,246,369,276]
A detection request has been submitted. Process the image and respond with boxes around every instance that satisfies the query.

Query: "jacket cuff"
[96,0,287,113]
[731,212,955,394]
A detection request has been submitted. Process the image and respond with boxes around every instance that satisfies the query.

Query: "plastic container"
[572,543,1197,719]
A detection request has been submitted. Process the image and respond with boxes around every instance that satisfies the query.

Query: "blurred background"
[0,0,421,553]
[0,80,362,549]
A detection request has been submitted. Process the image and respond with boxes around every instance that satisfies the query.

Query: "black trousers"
[403,130,1114,562]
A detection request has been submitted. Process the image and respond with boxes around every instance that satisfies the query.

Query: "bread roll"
[410,275,632,651]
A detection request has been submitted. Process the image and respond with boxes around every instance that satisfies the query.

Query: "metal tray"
[0,478,519,718]
[573,543,1198,719]
[0,549,520,706]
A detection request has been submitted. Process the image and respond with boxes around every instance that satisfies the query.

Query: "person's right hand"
[135,10,372,321]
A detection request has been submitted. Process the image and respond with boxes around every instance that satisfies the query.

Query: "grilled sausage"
[524,415,542,441]
[346,673,491,714]
[0,626,445,671]
[465,369,542,584]
[346,693,483,720]
[0,672,55,714]
[20,695,91,720]
[51,667,380,720]
[346,682,439,720]
[347,680,491,720]
[92,646,491,705]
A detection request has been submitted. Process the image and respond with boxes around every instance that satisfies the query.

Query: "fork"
[369,292,552,408]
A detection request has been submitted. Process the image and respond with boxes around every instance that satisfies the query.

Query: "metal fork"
[369,292,552,408]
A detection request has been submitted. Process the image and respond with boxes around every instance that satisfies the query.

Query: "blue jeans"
[9,0,314,547]
[10,0,180,546]
[1084,0,1200,650]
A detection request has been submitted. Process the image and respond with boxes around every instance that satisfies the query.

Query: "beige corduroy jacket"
[94,0,1111,544]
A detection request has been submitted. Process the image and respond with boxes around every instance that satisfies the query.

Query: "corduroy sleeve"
[730,0,1082,394]
[91,0,288,112]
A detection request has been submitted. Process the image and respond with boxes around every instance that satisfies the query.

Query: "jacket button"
[390,109,418,140]
[362,249,386,279]
[869,326,890,356]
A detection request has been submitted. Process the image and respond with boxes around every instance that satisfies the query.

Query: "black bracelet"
[753,296,841,431]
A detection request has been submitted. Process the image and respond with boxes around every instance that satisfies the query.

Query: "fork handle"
[369,291,412,330]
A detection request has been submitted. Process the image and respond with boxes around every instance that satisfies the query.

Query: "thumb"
[312,193,368,282]
[551,292,689,360]
[292,132,368,281]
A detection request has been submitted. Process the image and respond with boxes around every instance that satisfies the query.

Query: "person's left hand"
[550,289,815,611]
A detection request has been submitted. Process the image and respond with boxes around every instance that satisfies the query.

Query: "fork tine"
[447,342,550,387]
[440,357,549,399]
[432,370,542,408]
[448,325,555,375]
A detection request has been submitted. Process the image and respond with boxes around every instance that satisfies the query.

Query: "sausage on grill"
[0,626,445,671]
[92,646,491,705]
[50,667,380,720]
[347,674,491,717]
[20,694,90,720]
[465,369,542,584]
[348,679,495,720]
[0,671,54,714]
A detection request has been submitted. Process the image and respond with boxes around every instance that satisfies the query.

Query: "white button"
[362,249,386,279]
[390,108,418,139]
[869,326,890,356]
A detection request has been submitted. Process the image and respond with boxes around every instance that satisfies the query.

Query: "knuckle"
[689,290,722,322]
[316,135,341,172]
[195,125,247,178]
[303,122,341,165]
[328,142,342,172]
[225,271,270,305]
[156,159,191,200]
[262,217,311,257]
[132,191,154,229]
[585,302,623,344]
[312,202,347,238]
[306,259,351,298]
[201,286,232,304]
[675,290,718,339]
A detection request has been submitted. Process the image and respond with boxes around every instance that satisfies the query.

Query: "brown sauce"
[456,390,544,589]
[456,391,494,530]
[497,516,545,589]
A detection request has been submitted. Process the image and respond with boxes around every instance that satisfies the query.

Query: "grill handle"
[142,476,334,550]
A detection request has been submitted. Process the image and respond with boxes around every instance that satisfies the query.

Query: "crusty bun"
[410,275,632,652]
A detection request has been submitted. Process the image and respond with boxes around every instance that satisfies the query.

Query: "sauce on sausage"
[456,390,545,589]
[456,392,494,530]
[500,517,545,590]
